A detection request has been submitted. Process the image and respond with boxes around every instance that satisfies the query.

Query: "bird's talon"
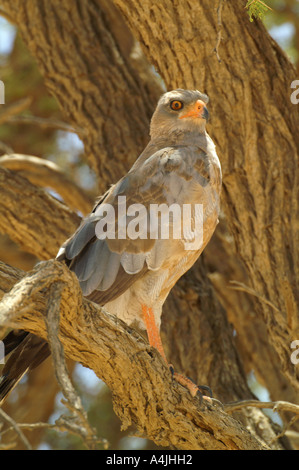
[197,385,213,399]
[196,388,203,403]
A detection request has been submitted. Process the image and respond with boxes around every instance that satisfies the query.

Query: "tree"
[0,0,298,450]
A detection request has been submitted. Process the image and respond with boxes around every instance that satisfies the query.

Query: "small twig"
[0,418,108,447]
[0,408,32,450]
[0,141,14,155]
[8,115,81,134]
[224,399,299,415]
[214,0,225,63]
[0,419,96,439]
[45,283,82,409]
[0,442,16,450]
[0,97,32,125]
[273,415,299,443]
[246,0,273,11]
[229,280,281,314]
[225,399,299,444]
[0,421,56,440]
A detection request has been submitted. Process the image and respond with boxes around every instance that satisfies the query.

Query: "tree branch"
[0,166,81,259]
[6,115,80,134]
[0,260,267,450]
[0,154,93,215]
[224,399,299,415]
[0,97,32,126]
[0,408,32,450]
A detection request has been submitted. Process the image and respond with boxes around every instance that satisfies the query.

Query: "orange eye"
[170,100,183,111]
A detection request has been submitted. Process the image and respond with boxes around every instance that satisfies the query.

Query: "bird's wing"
[57,145,211,305]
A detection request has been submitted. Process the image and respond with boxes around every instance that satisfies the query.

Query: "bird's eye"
[170,100,183,111]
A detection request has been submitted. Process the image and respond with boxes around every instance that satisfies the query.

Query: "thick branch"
[0,166,80,259]
[0,260,267,450]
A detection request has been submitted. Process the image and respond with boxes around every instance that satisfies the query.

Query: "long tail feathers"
[0,370,29,406]
[0,331,50,405]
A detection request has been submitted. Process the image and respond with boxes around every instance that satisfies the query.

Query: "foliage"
[246,0,272,21]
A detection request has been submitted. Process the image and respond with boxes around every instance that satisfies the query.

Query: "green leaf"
[246,0,271,22]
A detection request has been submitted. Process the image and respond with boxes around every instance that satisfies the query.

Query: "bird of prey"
[0,89,221,404]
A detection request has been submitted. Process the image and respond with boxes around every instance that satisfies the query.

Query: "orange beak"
[179,99,209,121]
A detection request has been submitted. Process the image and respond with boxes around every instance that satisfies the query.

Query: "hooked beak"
[179,99,209,121]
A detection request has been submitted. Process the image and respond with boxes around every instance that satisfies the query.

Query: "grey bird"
[0,89,221,403]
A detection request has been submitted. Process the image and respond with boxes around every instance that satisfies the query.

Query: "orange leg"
[141,304,212,399]
[141,304,168,363]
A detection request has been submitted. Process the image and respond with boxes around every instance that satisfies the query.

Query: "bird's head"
[150,89,209,138]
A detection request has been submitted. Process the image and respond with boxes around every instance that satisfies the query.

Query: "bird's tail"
[0,330,50,405]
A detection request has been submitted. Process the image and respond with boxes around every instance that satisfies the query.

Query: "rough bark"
[0,260,276,450]
[205,222,299,407]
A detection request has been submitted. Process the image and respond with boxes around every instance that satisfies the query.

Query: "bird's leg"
[169,368,213,400]
[141,304,168,363]
[141,304,212,400]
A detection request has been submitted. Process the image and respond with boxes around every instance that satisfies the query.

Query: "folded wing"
[57,146,210,305]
